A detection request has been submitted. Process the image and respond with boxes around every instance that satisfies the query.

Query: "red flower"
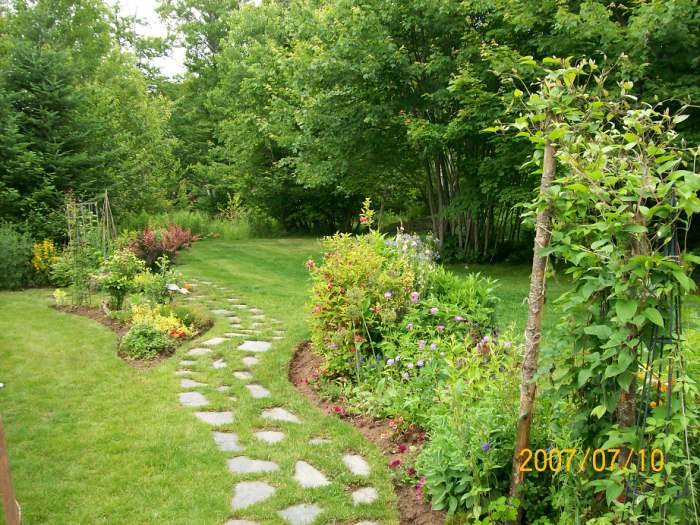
[407,467,417,476]
[398,443,408,453]
[389,459,402,469]
[306,259,316,269]
[359,216,369,223]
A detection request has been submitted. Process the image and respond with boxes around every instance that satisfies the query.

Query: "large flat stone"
[212,358,227,369]
[342,454,370,477]
[179,359,196,365]
[179,392,209,407]
[227,316,242,322]
[211,309,233,315]
[231,304,248,309]
[294,461,330,488]
[233,371,253,381]
[242,356,259,367]
[187,347,211,356]
[278,504,323,525]
[261,407,301,424]
[249,308,264,314]
[238,341,272,353]
[181,378,207,388]
[175,370,192,376]
[351,487,378,505]
[194,411,233,425]
[245,384,271,398]
[225,332,247,338]
[227,456,279,473]
[224,520,258,525]
[202,337,228,346]
[231,481,275,510]
[213,431,243,452]
[254,430,285,443]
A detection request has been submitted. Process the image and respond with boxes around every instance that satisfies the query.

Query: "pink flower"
[407,467,417,476]
[313,304,321,314]
[389,459,402,469]
[406,322,414,331]
[359,216,369,223]
[398,443,408,453]
[454,315,465,322]
[305,259,316,269]
[430,307,438,315]
[436,325,445,332]
[410,291,420,304]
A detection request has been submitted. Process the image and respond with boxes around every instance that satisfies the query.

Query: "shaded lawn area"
[0,290,230,525]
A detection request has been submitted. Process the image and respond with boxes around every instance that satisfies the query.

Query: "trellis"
[64,191,115,305]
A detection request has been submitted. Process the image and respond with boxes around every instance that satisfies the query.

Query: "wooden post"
[0,417,21,525]
[509,140,556,521]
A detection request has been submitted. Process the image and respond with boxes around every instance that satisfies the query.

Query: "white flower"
[166,283,179,291]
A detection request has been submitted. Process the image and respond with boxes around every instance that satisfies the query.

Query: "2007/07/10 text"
[519,448,665,473]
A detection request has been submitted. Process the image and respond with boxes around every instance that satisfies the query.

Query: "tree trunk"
[509,141,556,521]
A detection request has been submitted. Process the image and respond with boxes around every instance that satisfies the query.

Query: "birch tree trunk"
[509,140,556,521]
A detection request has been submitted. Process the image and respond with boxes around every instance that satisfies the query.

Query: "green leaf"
[615,299,637,324]
[643,307,664,327]
[578,368,593,387]
[584,324,612,339]
[605,481,624,505]
[591,405,607,418]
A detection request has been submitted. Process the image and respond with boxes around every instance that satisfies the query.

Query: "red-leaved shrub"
[128,225,200,267]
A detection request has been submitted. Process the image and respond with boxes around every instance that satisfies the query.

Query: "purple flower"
[483,335,491,343]
[407,362,414,369]
[504,341,512,349]
[429,343,437,351]
[410,291,420,304]
[386,358,395,366]
[327,342,337,350]
[546,447,552,454]
[416,360,424,368]
[430,307,439,315]
[395,355,401,362]
[406,322,414,331]
[384,291,393,299]
[481,442,490,452]
[402,372,410,380]
[436,325,445,332]
[418,339,426,349]
[453,315,465,322]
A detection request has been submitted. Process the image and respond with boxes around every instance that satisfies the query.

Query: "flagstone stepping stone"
[242,356,259,367]
[249,308,264,314]
[250,323,264,329]
[230,324,244,328]
[231,481,275,510]
[217,385,232,392]
[342,454,370,477]
[187,347,212,356]
[309,437,330,445]
[351,487,378,505]
[274,331,285,336]
[212,431,243,452]
[231,304,248,309]
[202,281,212,285]
[179,392,209,407]
[355,522,378,525]
[180,359,196,365]
[251,315,265,321]
[203,337,228,346]
[254,430,285,443]
[278,504,323,525]
[213,358,227,369]
[227,456,279,473]
[227,316,242,322]
[226,298,241,303]
[233,371,253,380]
[294,461,330,488]
[211,309,233,315]
[175,370,193,376]
[261,407,301,423]
[224,520,258,525]
[181,378,206,388]
[238,341,272,353]
[195,411,233,425]
[272,336,284,341]
[245,384,271,398]
[225,332,247,338]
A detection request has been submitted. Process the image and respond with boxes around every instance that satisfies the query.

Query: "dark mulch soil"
[289,341,446,525]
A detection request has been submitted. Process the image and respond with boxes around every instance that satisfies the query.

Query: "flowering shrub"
[31,239,59,284]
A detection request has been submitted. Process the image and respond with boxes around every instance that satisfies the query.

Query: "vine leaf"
[615,299,636,324]
[643,307,664,327]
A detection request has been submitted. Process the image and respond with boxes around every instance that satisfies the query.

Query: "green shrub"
[0,223,33,290]
[96,249,146,309]
[169,304,213,333]
[121,323,173,360]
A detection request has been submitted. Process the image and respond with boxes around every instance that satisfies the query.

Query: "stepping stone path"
[255,430,285,443]
[172,281,382,523]
[245,384,270,398]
